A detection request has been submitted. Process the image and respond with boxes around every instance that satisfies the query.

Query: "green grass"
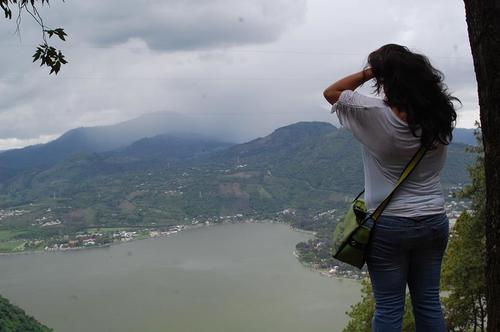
[0,230,24,241]
[0,230,28,253]
[0,240,26,253]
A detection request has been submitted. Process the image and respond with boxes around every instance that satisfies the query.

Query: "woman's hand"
[323,68,374,105]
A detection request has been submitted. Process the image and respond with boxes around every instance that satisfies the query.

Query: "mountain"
[0,111,232,182]
[452,128,478,146]
[0,110,478,185]
[201,121,364,192]
[0,122,475,235]
[203,122,473,190]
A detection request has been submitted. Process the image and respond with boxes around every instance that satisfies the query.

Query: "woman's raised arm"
[323,68,373,105]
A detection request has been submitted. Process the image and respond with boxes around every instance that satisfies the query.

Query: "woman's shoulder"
[331,90,395,133]
[334,90,387,111]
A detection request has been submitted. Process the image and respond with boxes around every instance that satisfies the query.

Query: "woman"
[323,44,459,332]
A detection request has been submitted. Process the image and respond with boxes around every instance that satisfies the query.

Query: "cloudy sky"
[0,0,478,149]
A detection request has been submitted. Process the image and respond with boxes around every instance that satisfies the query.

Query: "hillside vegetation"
[0,122,474,251]
[0,295,52,332]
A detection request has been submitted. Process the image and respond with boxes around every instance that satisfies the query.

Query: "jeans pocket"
[428,214,450,245]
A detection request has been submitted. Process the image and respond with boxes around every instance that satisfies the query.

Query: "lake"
[0,222,361,332]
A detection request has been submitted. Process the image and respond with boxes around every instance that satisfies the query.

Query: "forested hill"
[0,295,52,332]
[197,121,365,193]
[196,121,472,190]
[0,121,474,237]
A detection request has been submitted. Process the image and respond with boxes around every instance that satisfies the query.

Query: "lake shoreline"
[292,249,363,282]
[1,219,362,281]
[0,218,290,256]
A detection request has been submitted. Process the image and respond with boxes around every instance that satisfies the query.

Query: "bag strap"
[353,144,429,222]
[371,145,428,220]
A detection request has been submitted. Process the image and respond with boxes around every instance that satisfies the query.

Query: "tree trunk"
[463,1,500,331]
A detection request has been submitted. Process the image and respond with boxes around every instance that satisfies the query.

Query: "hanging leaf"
[32,43,68,74]
[3,0,68,74]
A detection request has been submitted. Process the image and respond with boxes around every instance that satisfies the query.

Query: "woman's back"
[333,89,447,217]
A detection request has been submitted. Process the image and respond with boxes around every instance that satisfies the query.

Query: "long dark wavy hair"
[367,44,459,149]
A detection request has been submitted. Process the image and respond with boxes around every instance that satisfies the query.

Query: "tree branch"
[2,0,68,74]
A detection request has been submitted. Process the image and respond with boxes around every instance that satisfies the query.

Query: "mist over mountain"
[0,107,476,183]
[0,112,235,182]
[0,111,476,191]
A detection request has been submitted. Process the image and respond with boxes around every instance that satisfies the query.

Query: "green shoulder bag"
[331,145,428,269]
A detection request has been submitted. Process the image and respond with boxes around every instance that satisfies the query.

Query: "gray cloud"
[0,0,480,149]
[57,0,307,51]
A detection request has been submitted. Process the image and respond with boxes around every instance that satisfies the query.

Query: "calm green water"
[0,222,360,332]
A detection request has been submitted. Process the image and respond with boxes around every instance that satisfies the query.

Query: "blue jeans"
[365,213,449,332]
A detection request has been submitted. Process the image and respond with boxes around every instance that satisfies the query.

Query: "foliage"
[1,0,67,74]
[342,279,374,332]
[441,125,487,331]
[0,294,52,331]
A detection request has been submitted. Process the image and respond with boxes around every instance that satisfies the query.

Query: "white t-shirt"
[331,90,446,217]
